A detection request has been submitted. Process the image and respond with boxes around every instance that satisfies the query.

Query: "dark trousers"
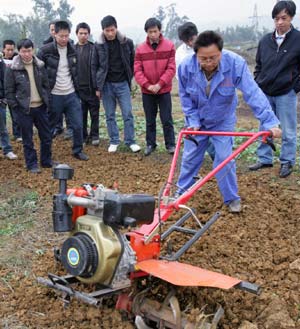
[54,113,72,135]
[49,92,83,155]
[79,89,100,141]
[8,105,21,138]
[142,92,175,149]
[15,104,52,170]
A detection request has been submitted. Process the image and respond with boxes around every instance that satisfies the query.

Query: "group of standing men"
[0,1,299,213]
[0,15,182,173]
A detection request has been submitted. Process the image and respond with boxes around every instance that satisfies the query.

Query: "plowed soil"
[1,114,300,329]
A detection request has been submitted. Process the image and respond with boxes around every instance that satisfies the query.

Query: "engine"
[52,164,156,287]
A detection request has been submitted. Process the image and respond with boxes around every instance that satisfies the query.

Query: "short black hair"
[178,22,198,43]
[76,22,91,34]
[48,20,57,28]
[54,20,71,33]
[272,1,296,19]
[3,40,15,49]
[101,15,117,30]
[194,30,224,53]
[144,18,162,32]
[17,39,34,51]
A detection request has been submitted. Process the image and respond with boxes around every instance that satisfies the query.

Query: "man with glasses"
[38,20,88,161]
[249,0,300,178]
[176,31,281,213]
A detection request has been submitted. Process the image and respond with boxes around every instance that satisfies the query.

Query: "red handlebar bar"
[137,130,272,237]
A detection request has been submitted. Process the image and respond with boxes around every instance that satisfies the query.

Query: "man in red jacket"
[134,18,176,156]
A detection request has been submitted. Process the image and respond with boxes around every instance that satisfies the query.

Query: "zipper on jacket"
[154,49,158,82]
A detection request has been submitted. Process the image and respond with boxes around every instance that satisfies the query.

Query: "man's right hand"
[147,85,156,93]
[188,126,201,131]
[96,91,101,100]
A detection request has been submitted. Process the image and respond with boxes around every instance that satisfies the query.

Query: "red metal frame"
[135,130,271,237]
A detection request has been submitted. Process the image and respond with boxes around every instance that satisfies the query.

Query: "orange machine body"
[67,188,89,223]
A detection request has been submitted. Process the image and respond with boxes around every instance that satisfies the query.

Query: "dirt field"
[1,107,300,329]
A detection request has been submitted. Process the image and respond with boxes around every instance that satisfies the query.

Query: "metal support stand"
[161,211,221,261]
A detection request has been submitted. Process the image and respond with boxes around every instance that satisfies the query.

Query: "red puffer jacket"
[134,35,176,94]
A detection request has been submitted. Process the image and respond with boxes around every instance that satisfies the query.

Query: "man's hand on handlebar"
[269,127,282,138]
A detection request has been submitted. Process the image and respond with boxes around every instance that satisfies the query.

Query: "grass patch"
[0,191,39,237]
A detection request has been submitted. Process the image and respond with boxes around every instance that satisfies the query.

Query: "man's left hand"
[270,127,282,138]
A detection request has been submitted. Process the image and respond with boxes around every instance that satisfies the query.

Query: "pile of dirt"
[1,135,300,328]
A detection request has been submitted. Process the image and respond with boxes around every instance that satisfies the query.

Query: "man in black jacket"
[2,40,22,142]
[43,21,56,45]
[38,20,88,161]
[249,0,300,178]
[5,39,51,173]
[92,15,140,153]
[0,57,18,160]
[75,22,100,146]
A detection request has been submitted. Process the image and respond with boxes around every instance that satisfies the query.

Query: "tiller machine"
[38,130,275,328]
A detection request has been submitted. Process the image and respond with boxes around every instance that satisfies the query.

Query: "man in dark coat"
[5,39,52,173]
[92,15,140,153]
[75,22,100,146]
[38,20,88,161]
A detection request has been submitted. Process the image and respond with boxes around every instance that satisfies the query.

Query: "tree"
[0,14,25,43]
[57,0,74,24]
[154,3,189,46]
[0,0,74,49]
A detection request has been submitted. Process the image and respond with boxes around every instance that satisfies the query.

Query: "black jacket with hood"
[5,55,50,113]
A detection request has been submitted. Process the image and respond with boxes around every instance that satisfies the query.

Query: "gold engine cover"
[71,215,122,284]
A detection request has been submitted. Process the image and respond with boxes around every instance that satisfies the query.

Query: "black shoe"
[41,164,52,168]
[144,145,156,156]
[73,152,89,161]
[84,136,91,145]
[279,163,292,178]
[249,162,273,171]
[167,146,175,154]
[29,167,41,174]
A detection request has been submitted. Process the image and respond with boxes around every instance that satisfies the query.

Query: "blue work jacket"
[178,50,279,130]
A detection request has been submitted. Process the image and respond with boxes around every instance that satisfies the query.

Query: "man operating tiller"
[176,31,281,213]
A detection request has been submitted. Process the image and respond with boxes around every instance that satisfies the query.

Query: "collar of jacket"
[146,34,163,47]
[98,31,126,45]
[53,40,76,56]
[75,40,94,47]
[10,55,44,70]
[0,52,18,60]
[271,24,294,41]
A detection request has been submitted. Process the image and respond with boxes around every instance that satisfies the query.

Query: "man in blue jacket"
[249,0,300,178]
[176,31,281,213]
